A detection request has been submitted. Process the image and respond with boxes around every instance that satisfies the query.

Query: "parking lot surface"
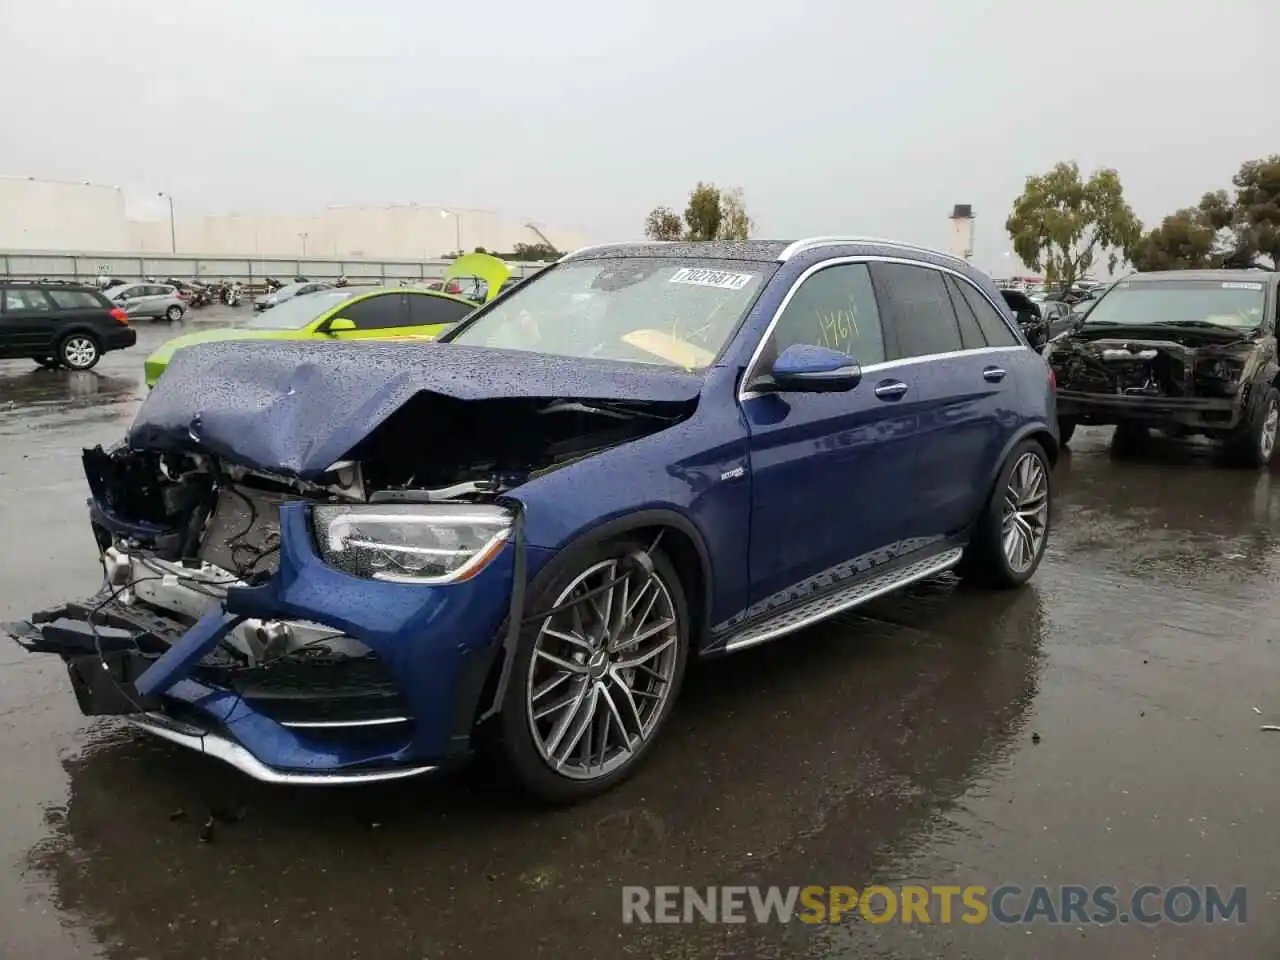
[1,317,1278,958]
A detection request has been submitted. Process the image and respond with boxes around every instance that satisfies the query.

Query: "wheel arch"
[462,508,714,742]
[990,423,1059,485]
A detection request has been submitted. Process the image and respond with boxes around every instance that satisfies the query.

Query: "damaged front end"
[5,340,699,784]
[1047,326,1268,434]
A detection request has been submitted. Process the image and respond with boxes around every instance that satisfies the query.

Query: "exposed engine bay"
[74,392,694,675]
[1047,328,1260,399]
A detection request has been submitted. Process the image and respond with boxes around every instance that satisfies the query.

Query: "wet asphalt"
[1,311,1278,959]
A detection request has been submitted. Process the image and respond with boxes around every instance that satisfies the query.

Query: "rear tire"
[1110,422,1149,456]
[958,439,1052,589]
[58,334,100,371]
[166,305,184,321]
[34,356,60,370]
[495,537,689,803]
[1225,382,1279,468]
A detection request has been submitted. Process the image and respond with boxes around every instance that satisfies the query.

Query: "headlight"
[312,503,511,583]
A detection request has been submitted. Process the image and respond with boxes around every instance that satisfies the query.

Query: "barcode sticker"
[1222,282,1263,290]
[669,268,754,290]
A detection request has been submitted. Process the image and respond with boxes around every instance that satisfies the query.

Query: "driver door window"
[763,263,886,368]
[333,293,407,330]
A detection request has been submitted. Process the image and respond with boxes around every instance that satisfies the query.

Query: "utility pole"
[299,232,309,257]
[159,192,176,253]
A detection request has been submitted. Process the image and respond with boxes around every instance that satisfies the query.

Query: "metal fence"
[0,250,550,287]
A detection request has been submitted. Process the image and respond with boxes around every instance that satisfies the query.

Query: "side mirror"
[323,317,356,334]
[764,344,862,393]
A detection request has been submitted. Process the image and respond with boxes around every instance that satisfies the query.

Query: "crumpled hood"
[127,339,704,479]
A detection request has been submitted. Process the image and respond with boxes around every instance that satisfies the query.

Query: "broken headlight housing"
[1196,358,1244,381]
[312,503,512,584]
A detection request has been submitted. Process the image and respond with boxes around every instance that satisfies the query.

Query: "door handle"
[982,366,1007,383]
[873,379,909,401]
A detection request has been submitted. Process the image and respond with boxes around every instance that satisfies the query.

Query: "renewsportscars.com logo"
[622,885,1247,926]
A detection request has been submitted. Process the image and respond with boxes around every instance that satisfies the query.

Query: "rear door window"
[871,263,964,360]
[408,293,476,327]
[337,293,407,329]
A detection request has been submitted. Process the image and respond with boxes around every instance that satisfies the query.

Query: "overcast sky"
[3,0,1278,271]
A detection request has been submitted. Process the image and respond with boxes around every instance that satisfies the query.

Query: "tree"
[1005,162,1142,289]
[510,241,562,261]
[1130,209,1218,271]
[643,183,755,242]
[643,205,683,241]
[718,186,753,241]
[684,182,723,241]
[1231,155,1280,266]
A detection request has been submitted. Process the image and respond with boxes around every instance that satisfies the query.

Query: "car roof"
[560,236,974,268]
[1121,269,1279,285]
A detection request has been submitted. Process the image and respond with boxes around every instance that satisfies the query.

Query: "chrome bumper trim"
[129,714,436,785]
[280,716,411,730]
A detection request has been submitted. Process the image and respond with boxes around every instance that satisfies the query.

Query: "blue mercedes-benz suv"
[7,237,1058,801]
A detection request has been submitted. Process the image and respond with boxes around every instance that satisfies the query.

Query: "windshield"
[1085,280,1267,329]
[448,257,770,369]
[241,288,358,330]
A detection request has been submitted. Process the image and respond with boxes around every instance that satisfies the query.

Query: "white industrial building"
[0,176,587,258]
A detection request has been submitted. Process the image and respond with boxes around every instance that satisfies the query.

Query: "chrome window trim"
[738,255,1026,402]
[777,236,966,265]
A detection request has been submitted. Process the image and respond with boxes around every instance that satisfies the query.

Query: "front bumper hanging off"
[4,501,530,786]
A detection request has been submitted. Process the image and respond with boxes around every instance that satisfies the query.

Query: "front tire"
[958,439,1052,589]
[496,537,689,802]
[1225,383,1279,468]
[58,334,100,371]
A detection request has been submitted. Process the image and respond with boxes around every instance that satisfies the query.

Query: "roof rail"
[0,277,94,285]
[777,236,967,265]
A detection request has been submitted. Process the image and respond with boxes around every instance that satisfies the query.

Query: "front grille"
[198,485,303,577]
[194,651,410,729]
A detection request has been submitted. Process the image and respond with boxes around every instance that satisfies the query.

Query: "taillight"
[110,307,129,325]
[1048,367,1056,390]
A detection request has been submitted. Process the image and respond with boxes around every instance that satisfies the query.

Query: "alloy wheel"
[1260,401,1278,462]
[526,558,680,781]
[1000,452,1049,574]
[62,337,97,369]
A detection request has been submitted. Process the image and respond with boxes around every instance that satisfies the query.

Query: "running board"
[722,547,964,653]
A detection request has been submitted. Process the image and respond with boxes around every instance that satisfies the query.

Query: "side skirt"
[712,546,965,655]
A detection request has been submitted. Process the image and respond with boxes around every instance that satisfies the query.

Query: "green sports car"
[143,253,513,387]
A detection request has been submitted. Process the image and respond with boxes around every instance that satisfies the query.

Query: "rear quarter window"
[957,280,1020,346]
[48,290,109,310]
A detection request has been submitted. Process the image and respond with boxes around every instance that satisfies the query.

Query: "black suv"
[1045,269,1280,466]
[0,280,137,371]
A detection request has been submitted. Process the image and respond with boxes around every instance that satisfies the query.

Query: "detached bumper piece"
[4,594,434,786]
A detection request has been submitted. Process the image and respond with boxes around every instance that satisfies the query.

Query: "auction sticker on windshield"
[669,268,755,290]
[1222,282,1263,290]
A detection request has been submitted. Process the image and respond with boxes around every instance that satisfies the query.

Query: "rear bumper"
[1056,389,1242,431]
[5,501,546,785]
[102,327,137,351]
